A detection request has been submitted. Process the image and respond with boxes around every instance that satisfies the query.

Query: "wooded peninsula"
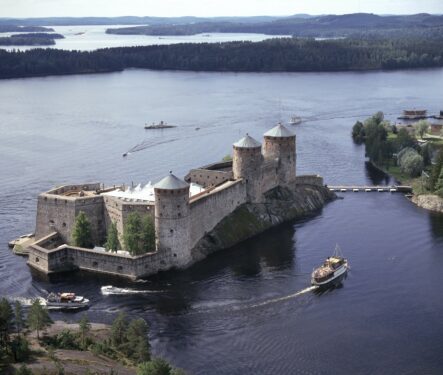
[1,36,443,79]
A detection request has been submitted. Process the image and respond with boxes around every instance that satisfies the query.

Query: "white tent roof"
[102,181,204,203]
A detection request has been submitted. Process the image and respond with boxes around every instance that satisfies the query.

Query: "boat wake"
[248,286,318,309]
[100,285,165,296]
[124,138,179,156]
[9,296,46,306]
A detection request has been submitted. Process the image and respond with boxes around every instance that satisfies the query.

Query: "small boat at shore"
[45,292,89,310]
[289,115,302,125]
[144,121,176,129]
[311,245,348,288]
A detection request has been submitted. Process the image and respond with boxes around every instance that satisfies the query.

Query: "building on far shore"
[25,123,334,280]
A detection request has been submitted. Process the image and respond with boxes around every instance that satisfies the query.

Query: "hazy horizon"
[1,0,443,18]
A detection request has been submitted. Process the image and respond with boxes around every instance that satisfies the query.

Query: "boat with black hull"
[45,292,89,310]
[311,245,348,288]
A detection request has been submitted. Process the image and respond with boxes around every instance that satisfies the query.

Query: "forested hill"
[1,37,443,79]
[107,13,443,37]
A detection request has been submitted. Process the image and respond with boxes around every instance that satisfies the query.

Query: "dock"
[328,185,412,193]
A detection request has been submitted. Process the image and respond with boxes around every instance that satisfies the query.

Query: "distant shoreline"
[1,37,443,80]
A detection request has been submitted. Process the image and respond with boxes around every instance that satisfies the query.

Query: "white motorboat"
[45,292,89,310]
[289,116,302,125]
[311,245,348,288]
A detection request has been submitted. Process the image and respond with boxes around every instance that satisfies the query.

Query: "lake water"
[0,25,289,51]
[1,68,443,374]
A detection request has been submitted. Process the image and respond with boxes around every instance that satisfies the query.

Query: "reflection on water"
[429,211,443,239]
[365,161,393,185]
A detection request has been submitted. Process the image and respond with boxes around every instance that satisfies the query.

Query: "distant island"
[1,36,443,79]
[0,33,64,46]
[0,25,54,32]
[106,13,443,37]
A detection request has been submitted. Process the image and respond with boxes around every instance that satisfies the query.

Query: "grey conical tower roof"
[264,123,294,138]
[233,134,261,148]
[154,172,189,190]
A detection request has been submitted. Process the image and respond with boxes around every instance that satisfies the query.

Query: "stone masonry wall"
[187,168,233,188]
[189,180,247,249]
[295,175,324,187]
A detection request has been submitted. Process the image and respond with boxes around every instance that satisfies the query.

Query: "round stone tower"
[263,123,296,186]
[232,134,262,201]
[154,172,191,267]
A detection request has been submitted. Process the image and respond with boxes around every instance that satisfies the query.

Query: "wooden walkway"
[328,185,412,193]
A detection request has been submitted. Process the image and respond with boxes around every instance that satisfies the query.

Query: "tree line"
[1,36,443,79]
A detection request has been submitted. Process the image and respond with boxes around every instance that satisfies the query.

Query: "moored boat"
[311,245,348,288]
[45,292,89,310]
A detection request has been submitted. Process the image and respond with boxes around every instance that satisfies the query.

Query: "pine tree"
[79,314,91,350]
[72,211,92,248]
[0,298,13,362]
[123,213,142,255]
[111,312,128,348]
[126,318,150,363]
[14,300,25,335]
[27,299,52,340]
[141,215,155,253]
[105,221,120,252]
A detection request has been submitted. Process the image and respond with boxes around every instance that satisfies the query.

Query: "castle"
[27,123,333,279]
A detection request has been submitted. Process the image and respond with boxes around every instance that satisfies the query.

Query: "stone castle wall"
[295,175,324,187]
[187,168,233,188]
[35,192,105,246]
[189,180,247,249]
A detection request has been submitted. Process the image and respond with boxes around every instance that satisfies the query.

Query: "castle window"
[170,229,174,233]
[178,213,181,217]
[92,261,98,267]
[62,222,66,227]
[35,257,39,263]
[49,220,55,226]
[177,205,180,208]
[44,197,47,201]
[173,253,177,257]
[117,266,123,272]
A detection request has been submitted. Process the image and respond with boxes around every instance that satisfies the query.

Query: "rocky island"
[18,123,334,280]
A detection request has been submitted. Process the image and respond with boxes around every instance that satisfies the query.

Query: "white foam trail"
[100,285,164,296]
[249,286,318,309]
[10,297,46,306]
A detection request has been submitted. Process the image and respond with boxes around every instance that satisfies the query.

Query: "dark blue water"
[1,69,443,374]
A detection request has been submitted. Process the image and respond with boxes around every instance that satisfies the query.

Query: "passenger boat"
[311,245,348,288]
[144,121,176,129]
[45,292,89,310]
[289,116,302,125]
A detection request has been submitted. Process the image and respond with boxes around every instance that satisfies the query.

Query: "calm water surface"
[0,25,289,51]
[1,68,443,374]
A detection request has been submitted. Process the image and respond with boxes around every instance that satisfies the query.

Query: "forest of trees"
[1,36,443,78]
[0,297,185,375]
[0,33,63,46]
[106,13,443,38]
[351,112,443,196]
